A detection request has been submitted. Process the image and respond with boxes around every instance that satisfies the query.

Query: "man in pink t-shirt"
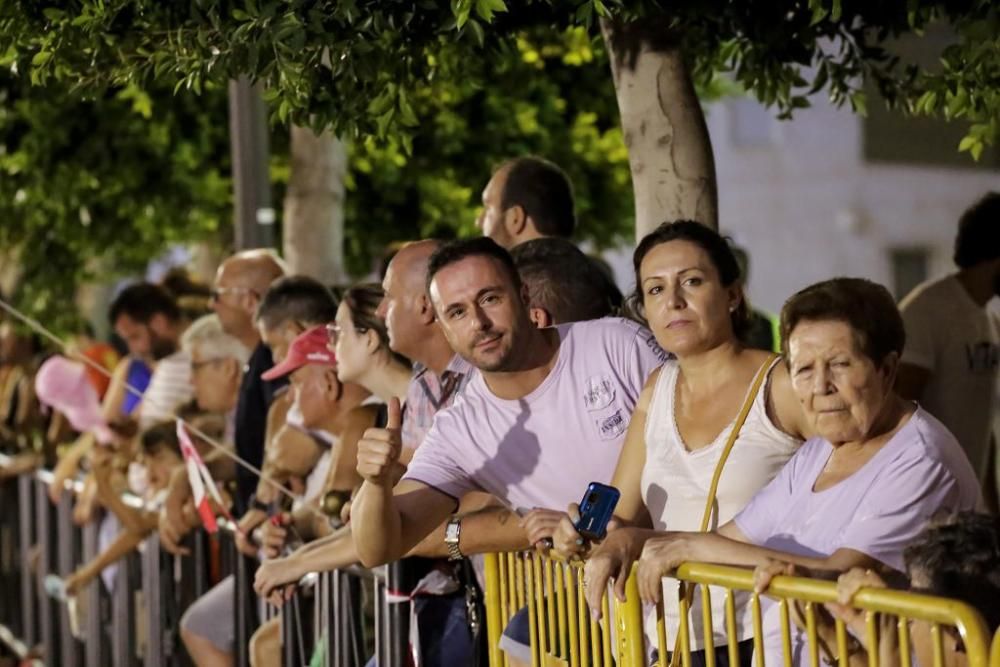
[352,237,667,567]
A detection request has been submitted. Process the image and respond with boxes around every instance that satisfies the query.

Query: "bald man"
[376,240,474,451]
[181,250,287,667]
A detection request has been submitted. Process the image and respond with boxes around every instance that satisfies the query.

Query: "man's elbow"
[353,535,396,569]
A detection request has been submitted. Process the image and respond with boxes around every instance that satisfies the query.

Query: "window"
[890,248,930,300]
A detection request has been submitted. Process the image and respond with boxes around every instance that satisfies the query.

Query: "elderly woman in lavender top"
[634,277,980,666]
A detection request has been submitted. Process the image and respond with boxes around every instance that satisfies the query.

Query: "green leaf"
[31,51,52,67]
[957,135,978,153]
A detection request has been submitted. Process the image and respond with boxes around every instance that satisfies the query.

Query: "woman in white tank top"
[553,221,811,666]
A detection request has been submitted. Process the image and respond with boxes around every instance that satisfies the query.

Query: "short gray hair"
[181,314,251,366]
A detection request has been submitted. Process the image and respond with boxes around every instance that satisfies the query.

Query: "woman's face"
[332,302,374,384]
[639,240,738,356]
[787,320,896,445]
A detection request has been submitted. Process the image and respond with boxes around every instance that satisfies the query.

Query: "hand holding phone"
[574,482,620,542]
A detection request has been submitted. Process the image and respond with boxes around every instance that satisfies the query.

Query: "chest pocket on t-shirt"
[595,408,627,440]
[583,375,616,411]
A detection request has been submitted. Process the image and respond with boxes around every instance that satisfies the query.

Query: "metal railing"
[484,552,1000,667]
[0,455,390,666]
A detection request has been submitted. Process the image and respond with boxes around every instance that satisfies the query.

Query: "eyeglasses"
[325,322,368,343]
[191,358,225,372]
[209,286,257,303]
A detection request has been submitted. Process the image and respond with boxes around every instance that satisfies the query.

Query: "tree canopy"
[3,0,996,157]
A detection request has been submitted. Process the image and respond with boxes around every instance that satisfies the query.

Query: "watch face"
[445,520,460,542]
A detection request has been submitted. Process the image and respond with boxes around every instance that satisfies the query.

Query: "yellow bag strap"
[669,352,778,665]
[697,352,778,532]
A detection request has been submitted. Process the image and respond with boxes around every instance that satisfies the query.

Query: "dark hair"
[628,220,750,338]
[780,277,904,366]
[904,512,1000,631]
[342,284,410,368]
[426,237,522,294]
[140,421,181,458]
[512,238,621,324]
[954,192,1000,269]
[109,282,181,325]
[499,156,576,238]
[256,276,339,329]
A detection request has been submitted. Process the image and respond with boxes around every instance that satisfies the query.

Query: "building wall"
[602,93,998,316]
[705,94,999,315]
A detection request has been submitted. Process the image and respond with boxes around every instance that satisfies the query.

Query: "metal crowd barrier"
[0,455,395,667]
[484,552,1000,667]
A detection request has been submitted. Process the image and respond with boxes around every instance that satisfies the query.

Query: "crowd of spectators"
[0,157,996,667]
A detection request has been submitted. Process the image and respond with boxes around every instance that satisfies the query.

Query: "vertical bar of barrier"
[374,567,387,667]
[555,564,568,660]
[81,518,104,667]
[835,619,849,666]
[700,585,716,667]
[532,555,547,660]
[577,568,589,667]
[656,601,668,667]
[514,552,525,611]
[930,623,944,667]
[484,554,505,667]
[281,599,297,667]
[564,564,580,667]
[17,474,36,646]
[233,546,259,667]
[866,613,880,667]
[141,533,164,667]
[804,602,819,667]
[614,569,645,667]
[599,591,612,666]
[678,590,692,667]
[34,477,58,664]
[56,489,81,667]
[112,551,138,667]
[314,572,326,667]
[778,599,793,667]
[725,589,739,667]
[898,617,912,667]
[544,559,556,652]
[751,593,765,667]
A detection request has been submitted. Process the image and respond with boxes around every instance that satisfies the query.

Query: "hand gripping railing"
[484,552,996,667]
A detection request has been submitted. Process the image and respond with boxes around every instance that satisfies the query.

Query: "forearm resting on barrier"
[409,504,530,558]
[94,470,148,533]
[66,521,152,594]
[352,479,456,567]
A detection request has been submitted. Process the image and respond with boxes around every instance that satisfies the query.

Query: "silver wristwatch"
[444,516,463,561]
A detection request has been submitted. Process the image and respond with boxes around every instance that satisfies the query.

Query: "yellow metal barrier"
[485,555,994,667]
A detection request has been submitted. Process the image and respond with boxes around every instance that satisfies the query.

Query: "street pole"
[228,76,276,250]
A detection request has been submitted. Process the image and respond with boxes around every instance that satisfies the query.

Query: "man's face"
[258,320,304,365]
[377,260,422,358]
[114,314,175,361]
[211,264,255,337]
[291,364,340,430]
[429,255,531,372]
[476,168,516,249]
[189,347,240,413]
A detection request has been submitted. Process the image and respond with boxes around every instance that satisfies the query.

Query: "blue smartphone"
[574,482,620,541]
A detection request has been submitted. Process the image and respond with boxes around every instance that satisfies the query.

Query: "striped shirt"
[401,355,473,451]
[138,350,193,429]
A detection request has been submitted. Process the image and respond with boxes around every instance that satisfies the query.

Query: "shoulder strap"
[669,353,779,666]
[697,352,778,532]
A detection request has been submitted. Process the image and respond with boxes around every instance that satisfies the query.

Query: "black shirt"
[234,343,285,516]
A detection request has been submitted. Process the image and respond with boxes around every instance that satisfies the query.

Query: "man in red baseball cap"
[262,324,370,445]
[249,325,372,666]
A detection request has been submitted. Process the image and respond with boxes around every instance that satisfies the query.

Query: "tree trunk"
[281,125,348,285]
[601,19,718,239]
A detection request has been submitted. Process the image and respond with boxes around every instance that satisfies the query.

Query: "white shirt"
[641,356,800,650]
[900,275,1000,480]
[138,350,193,429]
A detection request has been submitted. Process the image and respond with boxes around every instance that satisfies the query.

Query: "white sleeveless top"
[640,356,799,650]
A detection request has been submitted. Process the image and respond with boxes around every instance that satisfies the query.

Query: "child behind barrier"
[49,414,223,601]
[810,512,1000,667]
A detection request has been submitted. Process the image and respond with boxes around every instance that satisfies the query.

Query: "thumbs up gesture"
[356,397,404,486]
